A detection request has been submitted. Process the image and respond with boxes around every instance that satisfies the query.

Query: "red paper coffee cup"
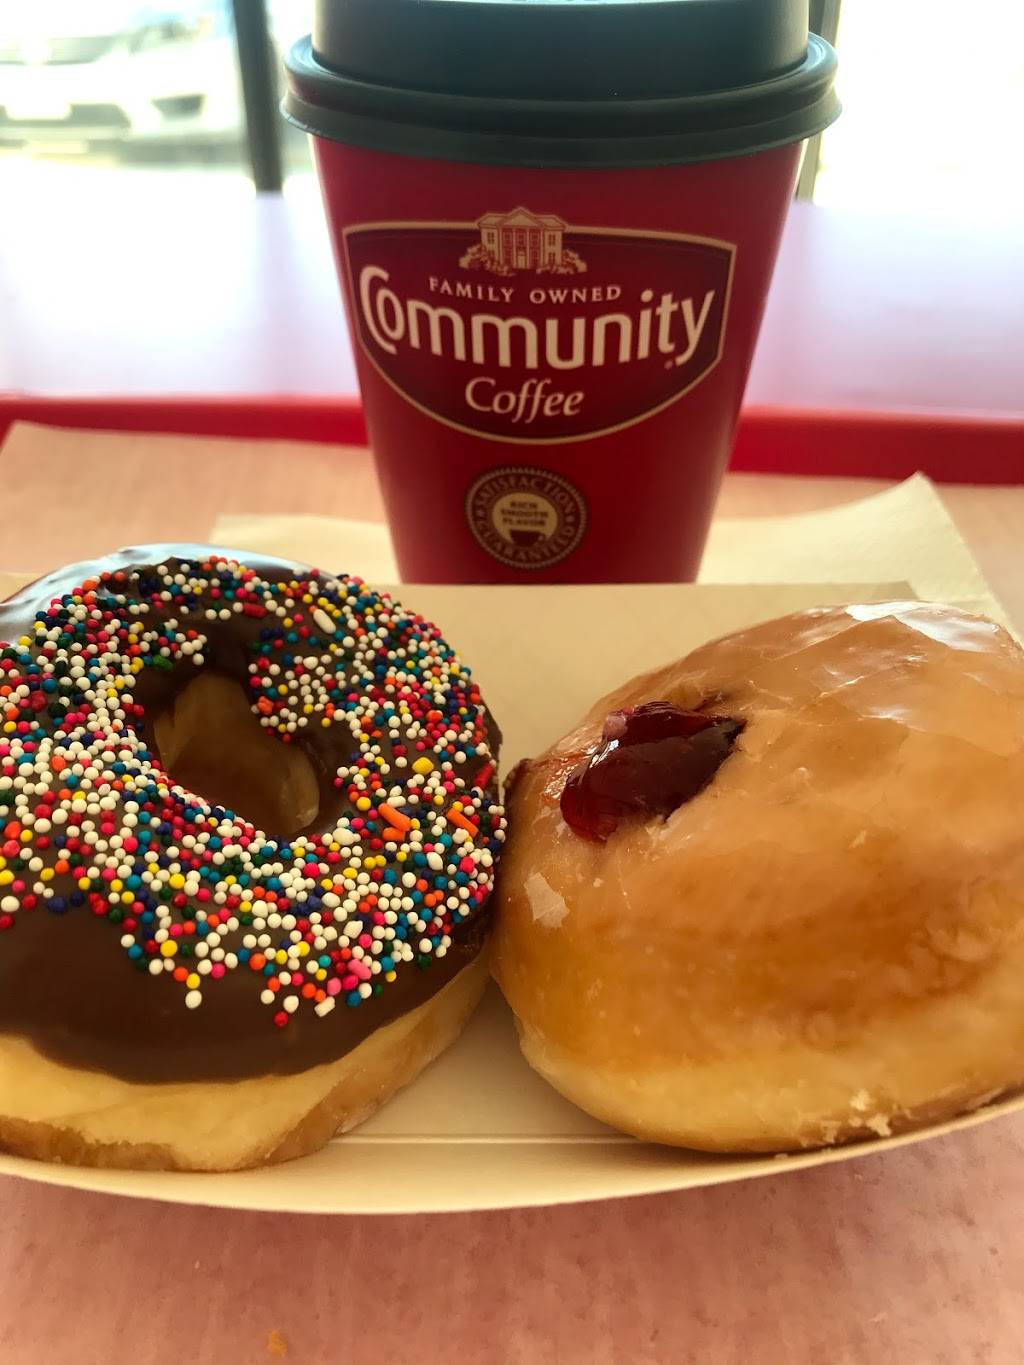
[285,1,838,583]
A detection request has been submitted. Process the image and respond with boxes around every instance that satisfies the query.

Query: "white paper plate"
[7,578,1015,1215]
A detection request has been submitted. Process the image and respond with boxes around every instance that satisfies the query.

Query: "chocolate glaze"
[0,546,501,1083]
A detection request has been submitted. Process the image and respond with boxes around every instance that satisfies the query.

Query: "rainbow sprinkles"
[0,552,505,1037]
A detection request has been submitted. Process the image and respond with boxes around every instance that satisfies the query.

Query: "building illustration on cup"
[460,208,588,276]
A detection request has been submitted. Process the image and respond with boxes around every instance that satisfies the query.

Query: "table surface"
[3,172,1024,419]
[2,436,1024,1364]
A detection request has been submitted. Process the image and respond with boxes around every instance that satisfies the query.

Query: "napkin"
[0,420,1008,624]
[701,473,997,607]
[3,476,1001,626]
[212,473,1005,624]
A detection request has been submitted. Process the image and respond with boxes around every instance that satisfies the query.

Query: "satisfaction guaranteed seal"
[465,466,588,568]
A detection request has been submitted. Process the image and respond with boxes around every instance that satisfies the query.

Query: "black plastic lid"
[283,0,839,169]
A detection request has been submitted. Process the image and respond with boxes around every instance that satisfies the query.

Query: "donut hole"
[152,672,320,836]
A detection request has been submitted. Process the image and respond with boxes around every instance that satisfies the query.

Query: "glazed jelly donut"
[494,602,1024,1154]
[0,547,505,1171]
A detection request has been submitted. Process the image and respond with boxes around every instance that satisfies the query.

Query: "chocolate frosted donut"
[0,546,505,1170]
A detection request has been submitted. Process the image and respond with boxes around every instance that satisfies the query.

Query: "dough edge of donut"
[506,939,1024,1153]
[0,955,488,1172]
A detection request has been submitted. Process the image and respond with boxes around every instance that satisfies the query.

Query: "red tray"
[1,392,1021,485]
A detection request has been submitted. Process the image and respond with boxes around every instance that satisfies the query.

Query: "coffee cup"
[285,0,838,582]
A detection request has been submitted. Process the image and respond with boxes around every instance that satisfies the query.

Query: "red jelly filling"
[560,701,743,842]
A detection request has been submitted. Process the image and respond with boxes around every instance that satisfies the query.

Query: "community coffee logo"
[465,466,587,569]
[342,209,735,444]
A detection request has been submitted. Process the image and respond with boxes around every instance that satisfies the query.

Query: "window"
[2,1,1021,213]
[0,2,313,196]
[815,0,1024,213]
